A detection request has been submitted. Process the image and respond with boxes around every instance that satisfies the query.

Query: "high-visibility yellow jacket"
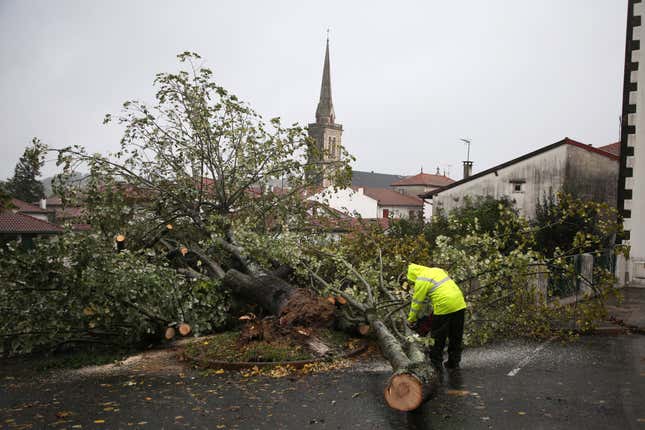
[407,263,466,322]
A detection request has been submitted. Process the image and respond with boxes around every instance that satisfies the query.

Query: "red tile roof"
[598,142,620,157]
[71,223,92,232]
[0,211,64,234]
[43,196,63,206]
[10,198,49,213]
[390,173,455,187]
[358,187,424,207]
[308,214,390,232]
[55,207,85,219]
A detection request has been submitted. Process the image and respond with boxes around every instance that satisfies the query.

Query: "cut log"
[385,374,423,411]
[367,314,438,412]
[178,323,191,336]
[164,326,176,340]
[384,373,426,411]
[336,296,348,305]
[326,296,337,305]
[222,269,334,327]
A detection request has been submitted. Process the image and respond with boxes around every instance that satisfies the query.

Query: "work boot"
[444,360,460,370]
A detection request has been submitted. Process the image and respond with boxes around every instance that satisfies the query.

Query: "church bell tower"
[308,36,343,187]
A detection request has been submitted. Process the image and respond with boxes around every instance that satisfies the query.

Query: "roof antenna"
[420,165,423,174]
[460,138,472,162]
[460,138,473,179]
[326,28,330,42]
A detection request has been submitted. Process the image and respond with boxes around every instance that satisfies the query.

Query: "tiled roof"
[390,173,455,187]
[55,207,85,219]
[598,142,620,157]
[0,211,64,234]
[358,187,424,207]
[44,196,63,206]
[71,223,92,231]
[308,214,390,232]
[10,198,49,213]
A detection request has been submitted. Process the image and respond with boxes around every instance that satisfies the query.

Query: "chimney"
[39,198,47,210]
[462,161,473,179]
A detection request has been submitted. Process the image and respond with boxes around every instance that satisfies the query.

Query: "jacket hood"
[407,263,428,282]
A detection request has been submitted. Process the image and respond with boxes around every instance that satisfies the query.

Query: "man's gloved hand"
[407,320,418,332]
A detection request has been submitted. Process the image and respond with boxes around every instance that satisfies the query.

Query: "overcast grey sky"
[0,0,627,182]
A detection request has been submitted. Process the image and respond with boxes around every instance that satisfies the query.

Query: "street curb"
[592,326,630,336]
[606,315,645,335]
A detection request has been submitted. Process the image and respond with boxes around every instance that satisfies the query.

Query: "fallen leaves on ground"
[205,358,355,380]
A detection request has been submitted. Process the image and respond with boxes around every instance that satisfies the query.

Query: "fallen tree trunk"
[222,269,335,327]
[304,253,439,412]
[167,235,439,410]
[367,314,438,411]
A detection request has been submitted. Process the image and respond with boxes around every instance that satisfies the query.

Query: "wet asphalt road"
[1,335,644,430]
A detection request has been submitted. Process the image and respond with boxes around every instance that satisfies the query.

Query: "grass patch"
[184,329,356,364]
[317,328,351,346]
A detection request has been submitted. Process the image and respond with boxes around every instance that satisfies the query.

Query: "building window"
[510,179,525,193]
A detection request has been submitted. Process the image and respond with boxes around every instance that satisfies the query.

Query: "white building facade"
[424,138,619,220]
[309,186,423,219]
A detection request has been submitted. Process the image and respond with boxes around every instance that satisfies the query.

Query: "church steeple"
[315,37,335,125]
[308,34,343,187]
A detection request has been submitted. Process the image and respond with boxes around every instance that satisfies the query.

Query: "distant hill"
[41,172,88,197]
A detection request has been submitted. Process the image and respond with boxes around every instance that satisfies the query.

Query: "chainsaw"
[413,314,433,336]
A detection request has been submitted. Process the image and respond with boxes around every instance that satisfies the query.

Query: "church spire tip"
[315,32,335,125]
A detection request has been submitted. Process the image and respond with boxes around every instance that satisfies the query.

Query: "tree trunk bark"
[222,269,335,327]
[367,314,438,412]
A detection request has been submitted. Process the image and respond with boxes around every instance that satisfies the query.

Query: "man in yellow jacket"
[406,263,467,370]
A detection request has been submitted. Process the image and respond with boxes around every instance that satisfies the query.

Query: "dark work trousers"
[429,308,465,367]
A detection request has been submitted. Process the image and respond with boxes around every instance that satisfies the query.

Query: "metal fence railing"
[547,254,579,298]
[547,248,617,299]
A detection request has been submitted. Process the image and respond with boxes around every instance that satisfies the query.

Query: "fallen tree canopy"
[1,52,625,416]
